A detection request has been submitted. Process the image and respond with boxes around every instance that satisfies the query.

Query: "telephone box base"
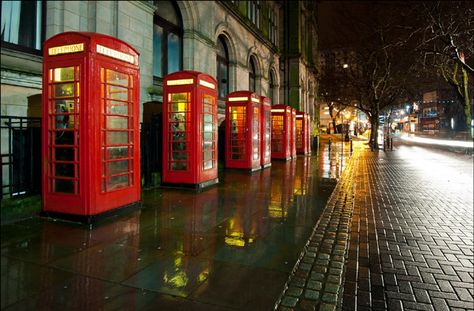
[161,178,219,192]
[297,152,312,156]
[261,163,272,169]
[40,201,141,225]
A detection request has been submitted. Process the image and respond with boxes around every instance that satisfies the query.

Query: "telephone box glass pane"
[101,68,133,192]
[106,146,129,159]
[107,100,129,115]
[272,115,283,152]
[203,94,215,170]
[169,92,190,171]
[52,67,75,82]
[230,106,246,160]
[106,116,128,129]
[253,107,260,160]
[108,175,129,190]
[54,180,74,193]
[48,66,80,194]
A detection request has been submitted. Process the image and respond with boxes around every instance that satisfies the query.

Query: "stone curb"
[274,149,360,311]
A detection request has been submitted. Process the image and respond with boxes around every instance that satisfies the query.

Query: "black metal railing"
[1,116,42,199]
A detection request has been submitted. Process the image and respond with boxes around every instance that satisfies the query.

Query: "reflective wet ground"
[1,143,352,311]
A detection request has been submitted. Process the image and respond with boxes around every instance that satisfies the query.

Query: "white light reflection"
[400,135,473,148]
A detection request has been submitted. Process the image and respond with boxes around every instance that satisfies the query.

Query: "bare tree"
[417,1,474,133]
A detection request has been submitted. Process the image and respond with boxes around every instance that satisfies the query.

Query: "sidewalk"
[276,143,473,310]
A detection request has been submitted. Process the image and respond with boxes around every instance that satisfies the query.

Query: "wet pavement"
[1,144,351,311]
[276,142,473,311]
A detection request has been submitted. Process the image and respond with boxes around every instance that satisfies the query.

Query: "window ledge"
[1,47,43,75]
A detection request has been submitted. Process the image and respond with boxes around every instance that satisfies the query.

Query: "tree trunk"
[462,66,472,138]
[369,115,379,150]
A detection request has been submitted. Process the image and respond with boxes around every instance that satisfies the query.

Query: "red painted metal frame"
[162,71,218,187]
[42,32,140,218]
[290,108,297,159]
[271,104,292,160]
[296,112,311,155]
[260,96,272,168]
[225,91,261,171]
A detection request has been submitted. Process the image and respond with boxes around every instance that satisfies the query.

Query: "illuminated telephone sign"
[259,96,272,169]
[162,71,218,190]
[270,105,292,161]
[225,91,262,172]
[41,32,140,223]
[290,108,297,159]
[296,111,311,155]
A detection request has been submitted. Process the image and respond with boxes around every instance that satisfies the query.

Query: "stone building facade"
[1,0,318,119]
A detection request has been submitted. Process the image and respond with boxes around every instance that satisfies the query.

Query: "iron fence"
[1,116,42,199]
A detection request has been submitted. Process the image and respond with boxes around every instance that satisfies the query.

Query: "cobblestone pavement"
[276,143,474,311]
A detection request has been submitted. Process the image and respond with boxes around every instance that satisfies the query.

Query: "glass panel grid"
[296,119,303,148]
[101,68,134,192]
[48,66,80,194]
[203,94,216,170]
[169,92,191,171]
[252,107,260,160]
[230,106,246,160]
[271,115,283,153]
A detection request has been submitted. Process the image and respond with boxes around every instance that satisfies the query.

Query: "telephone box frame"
[225,91,262,172]
[270,105,292,161]
[296,112,311,155]
[161,71,219,190]
[41,32,141,223]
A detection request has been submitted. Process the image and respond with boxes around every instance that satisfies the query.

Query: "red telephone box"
[41,32,140,222]
[225,91,261,171]
[162,71,218,189]
[296,112,311,155]
[290,108,297,159]
[271,105,292,160]
[260,96,272,169]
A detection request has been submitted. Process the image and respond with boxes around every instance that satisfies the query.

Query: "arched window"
[269,69,275,104]
[153,0,182,80]
[249,57,256,92]
[216,36,229,100]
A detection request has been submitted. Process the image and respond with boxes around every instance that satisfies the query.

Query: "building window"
[1,0,44,54]
[249,57,256,92]
[216,36,229,100]
[247,1,260,28]
[268,6,276,45]
[269,70,275,104]
[153,0,182,81]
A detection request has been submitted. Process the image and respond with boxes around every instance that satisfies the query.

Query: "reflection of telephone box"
[162,71,218,189]
[225,91,261,171]
[290,108,297,159]
[296,112,311,155]
[271,105,292,160]
[260,96,272,169]
[41,32,141,223]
